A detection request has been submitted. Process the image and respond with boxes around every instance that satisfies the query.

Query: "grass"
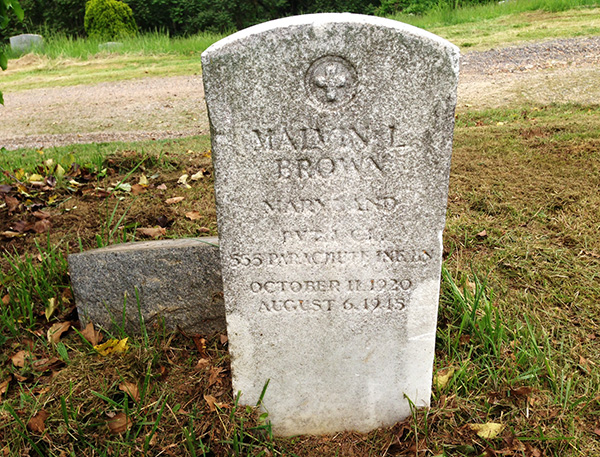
[0,101,599,455]
[393,0,600,29]
[1,2,600,92]
[0,31,224,91]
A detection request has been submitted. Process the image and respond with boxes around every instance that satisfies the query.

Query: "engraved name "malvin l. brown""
[252,124,405,151]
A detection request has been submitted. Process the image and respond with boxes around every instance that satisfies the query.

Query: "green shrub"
[84,0,137,40]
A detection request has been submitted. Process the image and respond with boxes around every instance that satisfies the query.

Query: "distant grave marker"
[202,13,459,435]
[10,34,44,53]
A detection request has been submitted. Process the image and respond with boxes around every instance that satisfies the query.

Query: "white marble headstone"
[202,13,459,436]
[10,34,44,53]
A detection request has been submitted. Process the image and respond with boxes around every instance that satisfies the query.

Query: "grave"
[202,13,459,435]
[69,238,225,334]
[99,41,124,51]
[10,34,44,53]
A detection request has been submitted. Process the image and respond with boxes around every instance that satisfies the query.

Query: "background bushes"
[84,0,137,39]
[1,0,500,40]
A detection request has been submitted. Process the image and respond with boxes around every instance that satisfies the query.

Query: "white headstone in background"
[202,13,459,436]
[10,34,44,53]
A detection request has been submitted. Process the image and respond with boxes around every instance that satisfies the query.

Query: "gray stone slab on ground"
[69,238,224,334]
[10,34,44,53]
[202,13,459,435]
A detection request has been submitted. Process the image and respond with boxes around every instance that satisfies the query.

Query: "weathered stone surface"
[99,41,124,51]
[202,13,459,435]
[69,238,224,334]
[10,34,44,53]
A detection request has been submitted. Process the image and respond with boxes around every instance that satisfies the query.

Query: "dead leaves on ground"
[47,321,71,344]
[0,156,97,238]
[119,381,140,403]
[94,338,129,356]
[468,422,505,439]
[107,412,133,434]
[11,349,64,373]
[136,226,166,238]
[0,377,10,397]
[185,210,201,220]
[165,196,185,205]
[81,322,103,346]
[27,410,50,434]
[11,350,32,368]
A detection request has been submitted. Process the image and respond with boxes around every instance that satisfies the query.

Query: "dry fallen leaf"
[131,184,147,195]
[177,174,191,188]
[510,386,533,398]
[5,195,19,212]
[27,410,50,433]
[185,211,202,221]
[208,366,225,387]
[2,294,9,306]
[94,338,129,356]
[195,358,210,370]
[157,183,167,190]
[468,422,505,439]
[594,428,600,437]
[33,218,51,234]
[1,231,21,238]
[45,297,58,321]
[0,377,10,397]
[137,227,166,238]
[33,210,51,219]
[477,229,488,238]
[191,170,206,180]
[220,334,228,345]
[433,367,455,390]
[204,394,218,412]
[28,173,44,183]
[81,322,103,346]
[166,196,185,204]
[62,288,73,301]
[11,350,30,368]
[138,174,149,186]
[33,357,63,372]
[107,412,133,434]
[47,321,71,344]
[119,382,140,403]
[192,336,208,357]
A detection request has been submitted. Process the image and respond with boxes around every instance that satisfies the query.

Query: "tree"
[0,0,23,104]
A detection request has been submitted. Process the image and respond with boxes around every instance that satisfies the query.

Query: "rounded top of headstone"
[202,13,458,59]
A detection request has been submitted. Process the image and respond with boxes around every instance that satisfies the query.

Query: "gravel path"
[1,36,599,151]
[0,75,209,151]
[461,36,600,74]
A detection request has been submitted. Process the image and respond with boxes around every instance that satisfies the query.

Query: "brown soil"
[0,148,217,267]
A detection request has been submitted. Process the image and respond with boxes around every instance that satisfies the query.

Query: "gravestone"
[69,238,225,334]
[99,41,124,51]
[202,13,459,435]
[10,34,44,53]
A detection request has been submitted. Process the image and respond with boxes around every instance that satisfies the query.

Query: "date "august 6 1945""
[259,296,406,313]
